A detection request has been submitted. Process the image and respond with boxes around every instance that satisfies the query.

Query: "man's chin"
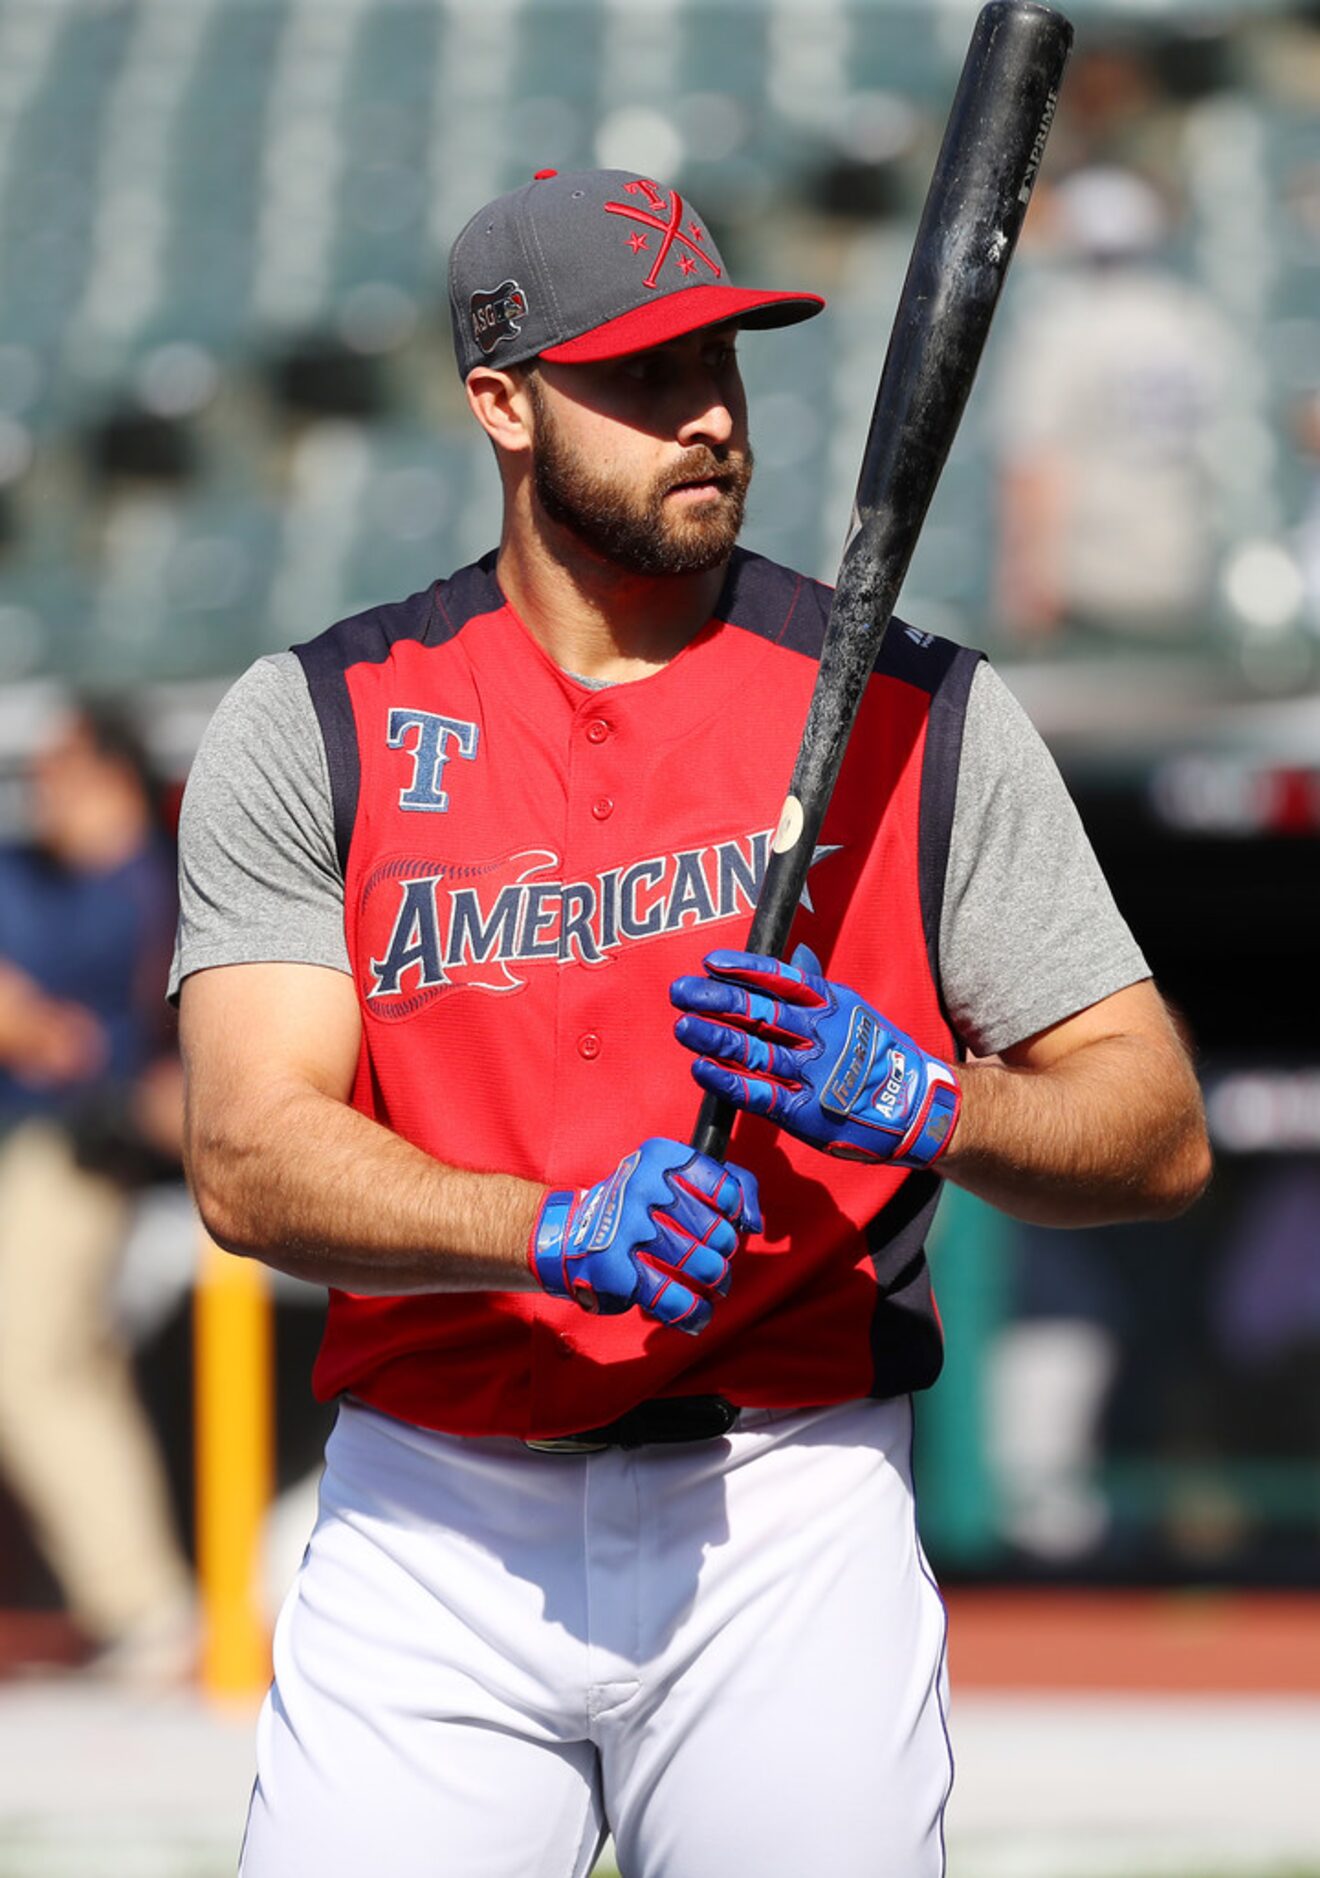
[649,497,745,574]
[555,516,740,579]
[633,532,738,578]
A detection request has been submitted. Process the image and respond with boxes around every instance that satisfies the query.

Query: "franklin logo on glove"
[823,1006,879,1114]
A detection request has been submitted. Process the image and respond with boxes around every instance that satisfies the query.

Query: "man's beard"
[527,381,753,577]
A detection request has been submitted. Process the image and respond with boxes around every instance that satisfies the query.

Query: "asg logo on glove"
[873,1048,912,1124]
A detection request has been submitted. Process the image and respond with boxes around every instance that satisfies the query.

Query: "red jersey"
[294,549,981,1439]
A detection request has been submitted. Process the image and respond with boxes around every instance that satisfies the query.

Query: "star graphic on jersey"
[628,232,649,253]
[678,253,697,276]
[688,223,705,242]
[799,844,843,913]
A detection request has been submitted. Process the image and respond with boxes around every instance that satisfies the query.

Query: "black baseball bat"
[692,0,1073,1163]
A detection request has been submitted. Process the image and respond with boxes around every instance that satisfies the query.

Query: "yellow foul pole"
[195,1234,273,1700]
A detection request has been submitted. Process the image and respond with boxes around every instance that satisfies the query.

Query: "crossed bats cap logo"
[449,167,825,379]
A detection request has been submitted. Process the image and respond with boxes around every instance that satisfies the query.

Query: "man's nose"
[676,390,735,451]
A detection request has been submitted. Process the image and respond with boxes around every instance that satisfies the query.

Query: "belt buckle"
[523,1435,612,1455]
[523,1396,738,1454]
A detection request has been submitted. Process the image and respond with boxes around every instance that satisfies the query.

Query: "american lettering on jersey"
[362,827,773,1012]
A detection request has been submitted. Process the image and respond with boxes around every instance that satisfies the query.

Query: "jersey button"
[578,1032,602,1060]
[586,719,611,744]
[591,796,614,820]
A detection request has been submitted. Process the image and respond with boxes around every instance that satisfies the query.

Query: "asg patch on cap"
[469,279,530,356]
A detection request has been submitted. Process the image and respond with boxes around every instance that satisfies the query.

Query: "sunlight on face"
[526,334,754,576]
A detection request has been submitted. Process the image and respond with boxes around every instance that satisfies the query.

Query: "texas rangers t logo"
[387,709,479,813]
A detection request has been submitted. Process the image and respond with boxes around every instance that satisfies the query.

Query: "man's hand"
[529,1139,762,1334]
[0,962,105,1087]
[671,945,961,1169]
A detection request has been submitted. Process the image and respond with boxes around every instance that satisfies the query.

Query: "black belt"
[524,1395,740,1454]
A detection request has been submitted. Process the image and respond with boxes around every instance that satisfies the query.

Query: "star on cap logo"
[604,179,722,292]
[469,279,529,354]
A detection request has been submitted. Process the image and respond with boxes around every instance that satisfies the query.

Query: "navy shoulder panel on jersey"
[715,547,834,657]
[918,642,983,1049]
[873,618,969,696]
[293,553,502,682]
[428,553,505,645]
[718,548,975,696]
[292,554,505,872]
[864,1172,945,1400]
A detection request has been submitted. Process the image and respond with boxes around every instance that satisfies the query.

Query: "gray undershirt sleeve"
[939,661,1150,1057]
[169,653,348,999]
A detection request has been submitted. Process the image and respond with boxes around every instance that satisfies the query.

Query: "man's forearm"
[939,1033,1210,1226]
[187,1083,545,1293]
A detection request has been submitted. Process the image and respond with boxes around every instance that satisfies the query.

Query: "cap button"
[533,169,558,180]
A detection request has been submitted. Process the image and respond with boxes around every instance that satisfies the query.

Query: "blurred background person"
[992,163,1242,647]
[0,701,194,1685]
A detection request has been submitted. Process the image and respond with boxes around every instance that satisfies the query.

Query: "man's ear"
[466,366,534,457]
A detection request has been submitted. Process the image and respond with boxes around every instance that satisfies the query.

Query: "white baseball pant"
[240,1394,953,1877]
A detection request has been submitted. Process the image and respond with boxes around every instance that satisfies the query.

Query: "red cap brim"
[539,285,825,364]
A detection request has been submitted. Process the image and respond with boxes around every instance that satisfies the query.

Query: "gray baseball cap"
[449,167,825,379]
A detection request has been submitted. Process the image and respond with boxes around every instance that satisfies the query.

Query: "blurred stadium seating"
[0,0,1315,690]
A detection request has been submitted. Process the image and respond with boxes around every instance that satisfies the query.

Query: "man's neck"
[495,518,728,686]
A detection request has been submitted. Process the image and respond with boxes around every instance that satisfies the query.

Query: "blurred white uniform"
[994,169,1241,638]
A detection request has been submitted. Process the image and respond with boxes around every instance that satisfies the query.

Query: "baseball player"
[173,169,1210,1877]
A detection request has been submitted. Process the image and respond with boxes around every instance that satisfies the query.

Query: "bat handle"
[685,793,825,1164]
[686,788,827,1165]
[690,1089,735,1163]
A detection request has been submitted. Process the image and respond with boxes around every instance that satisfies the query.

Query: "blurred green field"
[595,1863,1320,1878]
[589,1863,1320,1878]
[1,1678,1317,1878]
[0,1827,1315,1878]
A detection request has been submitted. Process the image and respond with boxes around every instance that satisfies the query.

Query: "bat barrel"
[845,0,1073,631]
[692,2,1072,1166]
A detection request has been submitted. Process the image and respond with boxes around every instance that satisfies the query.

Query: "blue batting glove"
[670,945,961,1169]
[529,1138,762,1335]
